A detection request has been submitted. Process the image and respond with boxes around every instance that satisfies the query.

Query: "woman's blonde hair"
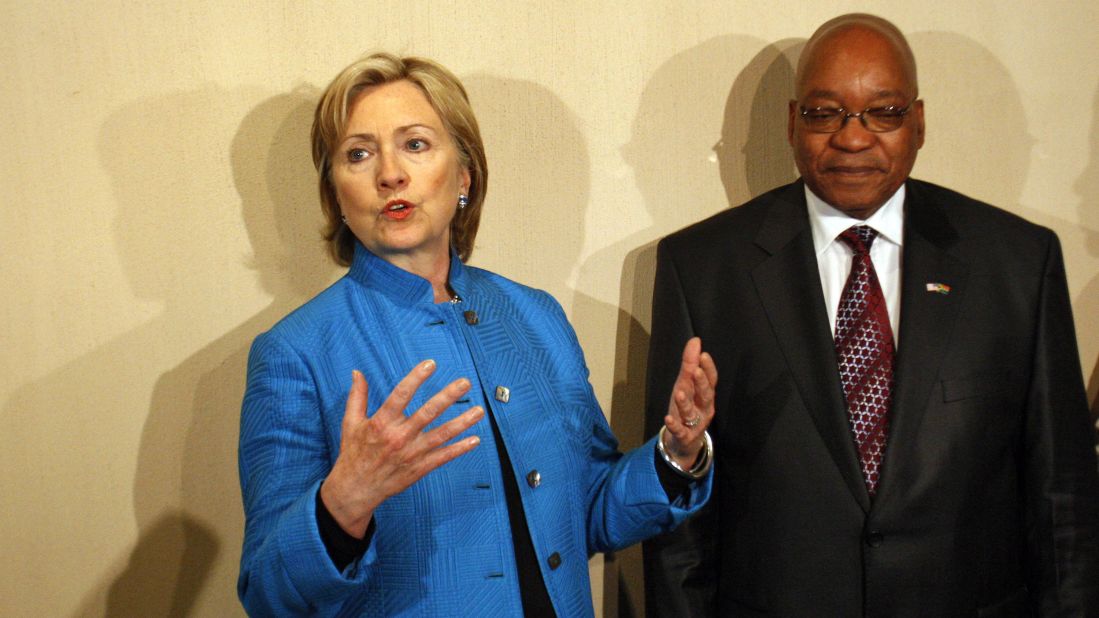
[311,53,488,265]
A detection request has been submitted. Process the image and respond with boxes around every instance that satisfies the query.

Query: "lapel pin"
[925,282,952,295]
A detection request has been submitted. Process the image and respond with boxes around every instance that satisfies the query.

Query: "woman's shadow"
[58,86,338,616]
[460,73,589,312]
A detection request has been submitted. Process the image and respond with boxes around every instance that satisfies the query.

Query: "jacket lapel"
[877,180,968,502]
[750,183,870,512]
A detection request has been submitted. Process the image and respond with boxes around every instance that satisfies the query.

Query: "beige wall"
[3,2,1097,616]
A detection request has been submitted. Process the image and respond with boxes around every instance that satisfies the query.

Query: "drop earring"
[457,194,469,210]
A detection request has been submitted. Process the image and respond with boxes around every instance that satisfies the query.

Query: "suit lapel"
[751,183,870,512]
[877,180,968,502]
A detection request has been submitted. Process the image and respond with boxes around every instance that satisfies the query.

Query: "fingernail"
[422,359,436,371]
[458,377,471,389]
[468,436,480,446]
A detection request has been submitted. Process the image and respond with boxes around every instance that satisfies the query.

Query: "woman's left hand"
[662,336,718,471]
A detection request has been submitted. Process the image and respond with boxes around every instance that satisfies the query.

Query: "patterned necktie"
[834,225,894,496]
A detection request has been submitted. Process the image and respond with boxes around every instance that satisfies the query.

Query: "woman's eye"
[407,138,428,152]
[347,148,369,162]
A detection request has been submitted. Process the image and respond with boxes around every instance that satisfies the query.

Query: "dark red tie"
[834,226,894,496]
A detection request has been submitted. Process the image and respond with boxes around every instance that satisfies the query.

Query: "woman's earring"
[457,194,469,210]
[340,214,348,224]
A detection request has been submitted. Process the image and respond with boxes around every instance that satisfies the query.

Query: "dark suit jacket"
[642,179,1099,617]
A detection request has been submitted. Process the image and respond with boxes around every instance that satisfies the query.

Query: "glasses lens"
[864,108,907,132]
[802,109,843,132]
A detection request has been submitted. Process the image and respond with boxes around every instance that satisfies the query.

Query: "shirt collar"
[806,183,906,256]
[347,240,467,304]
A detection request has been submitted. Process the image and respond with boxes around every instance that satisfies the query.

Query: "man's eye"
[867,107,904,118]
[804,108,841,119]
[407,138,428,151]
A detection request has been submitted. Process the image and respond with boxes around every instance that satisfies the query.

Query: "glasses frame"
[796,97,919,134]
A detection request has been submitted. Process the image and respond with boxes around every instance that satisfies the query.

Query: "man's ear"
[912,99,925,149]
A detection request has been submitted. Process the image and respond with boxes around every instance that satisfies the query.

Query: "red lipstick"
[383,199,415,220]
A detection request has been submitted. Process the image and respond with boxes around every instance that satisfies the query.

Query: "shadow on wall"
[908,31,1034,215]
[461,74,589,308]
[1076,84,1099,448]
[47,86,335,616]
[585,35,801,618]
[913,31,1098,451]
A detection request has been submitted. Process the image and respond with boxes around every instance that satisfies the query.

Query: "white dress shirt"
[806,184,904,346]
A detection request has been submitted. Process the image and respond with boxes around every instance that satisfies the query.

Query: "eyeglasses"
[797,97,918,133]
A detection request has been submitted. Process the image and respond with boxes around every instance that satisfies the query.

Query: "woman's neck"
[382,249,453,303]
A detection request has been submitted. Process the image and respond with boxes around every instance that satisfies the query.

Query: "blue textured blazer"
[238,244,711,616]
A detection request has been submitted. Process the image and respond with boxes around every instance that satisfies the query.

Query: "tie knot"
[839,225,878,255]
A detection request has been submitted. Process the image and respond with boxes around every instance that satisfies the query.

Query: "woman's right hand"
[319,359,484,538]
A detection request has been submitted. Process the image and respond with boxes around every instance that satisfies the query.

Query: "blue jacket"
[238,244,711,616]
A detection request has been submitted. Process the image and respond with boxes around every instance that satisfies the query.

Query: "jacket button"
[464,310,479,325]
[865,530,884,547]
[547,552,561,570]
[494,385,510,403]
[526,470,541,488]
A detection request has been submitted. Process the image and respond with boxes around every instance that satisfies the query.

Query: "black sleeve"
[315,488,373,572]
[654,443,700,504]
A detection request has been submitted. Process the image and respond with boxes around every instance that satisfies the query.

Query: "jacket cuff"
[275,479,374,603]
[626,435,713,516]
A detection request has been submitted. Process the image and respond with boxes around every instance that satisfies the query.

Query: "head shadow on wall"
[907,30,1032,210]
[461,73,589,307]
[624,35,801,236]
[234,86,338,301]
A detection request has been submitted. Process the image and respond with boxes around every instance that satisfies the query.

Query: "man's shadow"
[911,31,1098,450]
[1074,84,1099,448]
[49,86,337,616]
[583,36,801,617]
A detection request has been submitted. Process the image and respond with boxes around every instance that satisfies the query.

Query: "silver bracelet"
[657,426,713,480]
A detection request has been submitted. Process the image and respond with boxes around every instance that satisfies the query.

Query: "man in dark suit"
[643,13,1099,617]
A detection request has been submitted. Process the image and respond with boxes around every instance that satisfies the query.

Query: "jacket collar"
[346,241,468,305]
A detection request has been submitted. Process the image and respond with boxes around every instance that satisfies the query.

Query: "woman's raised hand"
[662,337,718,471]
[320,360,484,538]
